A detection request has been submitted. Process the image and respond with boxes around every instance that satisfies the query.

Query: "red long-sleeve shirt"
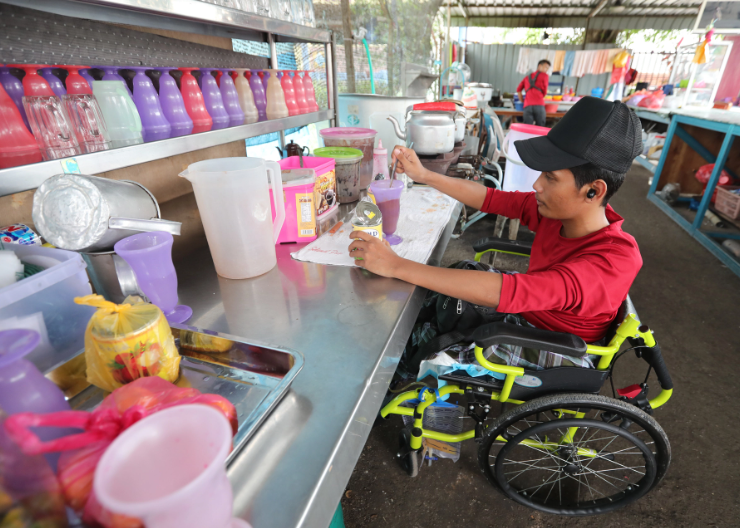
[517,72,549,107]
[481,189,642,343]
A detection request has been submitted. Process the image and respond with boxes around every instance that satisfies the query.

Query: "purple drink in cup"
[369,179,404,245]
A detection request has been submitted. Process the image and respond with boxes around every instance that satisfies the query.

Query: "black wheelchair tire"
[477,393,671,515]
[397,428,420,478]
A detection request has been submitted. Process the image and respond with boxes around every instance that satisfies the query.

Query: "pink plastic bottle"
[279,70,300,116]
[292,71,310,114]
[302,71,319,112]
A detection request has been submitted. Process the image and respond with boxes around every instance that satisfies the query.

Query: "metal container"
[351,201,383,240]
[468,82,494,105]
[81,250,142,304]
[338,93,425,155]
[386,112,456,155]
[454,113,466,142]
[32,174,181,252]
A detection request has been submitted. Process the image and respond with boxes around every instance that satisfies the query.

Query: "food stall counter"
[173,201,462,528]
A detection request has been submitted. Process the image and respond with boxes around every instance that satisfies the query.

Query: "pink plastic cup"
[370,179,404,245]
[94,404,251,528]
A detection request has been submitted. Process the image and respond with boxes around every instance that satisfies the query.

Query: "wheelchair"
[381,236,674,516]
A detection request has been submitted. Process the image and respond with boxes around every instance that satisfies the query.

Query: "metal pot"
[33,174,181,252]
[81,250,143,304]
[454,113,466,143]
[387,112,455,155]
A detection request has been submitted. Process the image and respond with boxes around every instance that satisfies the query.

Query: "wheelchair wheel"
[397,428,420,478]
[477,393,671,515]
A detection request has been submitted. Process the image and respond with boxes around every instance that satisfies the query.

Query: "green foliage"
[616,29,689,51]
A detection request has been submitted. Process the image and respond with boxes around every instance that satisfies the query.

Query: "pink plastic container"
[278,155,338,217]
[270,170,317,244]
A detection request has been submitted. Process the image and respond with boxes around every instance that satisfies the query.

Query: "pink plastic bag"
[638,91,666,109]
[4,377,238,528]
[695,163,732,203]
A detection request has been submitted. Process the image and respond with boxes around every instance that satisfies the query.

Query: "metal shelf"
[0,0,331,43]
[0,109,334,196]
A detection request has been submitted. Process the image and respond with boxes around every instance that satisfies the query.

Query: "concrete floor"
[340,164,740,527]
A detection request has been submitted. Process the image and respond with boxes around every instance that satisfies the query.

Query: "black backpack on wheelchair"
[382,236,674,516]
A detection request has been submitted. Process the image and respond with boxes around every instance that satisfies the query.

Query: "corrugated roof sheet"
[446,0,701,29]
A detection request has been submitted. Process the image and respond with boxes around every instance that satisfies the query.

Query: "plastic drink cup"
[247,70,267,122]
[61,93,111,154]
[39,68,67,97]
[369,179,404,245]
[23,95,82,160]
[0,84,42,168]
[114,231,191,324]
[291,71,310,114]
[94,404,251,528]
[313,147,363,203]
[231,69,259,124]
[129,66,172,142]
[92,80,144,148]
[279,70,300,116]
[199,68,230,130]
[60,65,93,95]
[178,68,213,133]
[0,65,31,131]
[217,68,245,127]
[155,68,194,137]
[94,66,133,97]
[9,64,54,97]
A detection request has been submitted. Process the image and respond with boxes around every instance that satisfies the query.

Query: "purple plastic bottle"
[248,70,268,122]
[155,67,193,137]
[217,69,245,127]
[39,67,67,97]
[198,68,229,130]
[0,66,30,131]
[129,66,171,142]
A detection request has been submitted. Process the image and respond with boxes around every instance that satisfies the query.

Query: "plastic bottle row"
[0,64,321,169]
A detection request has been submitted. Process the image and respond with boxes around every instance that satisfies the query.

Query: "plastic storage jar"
[278,155,337,218]
[319,127,377,190]
[0,244,94,373]
[313,147,363,204]
[270,170,317,244]
[502,123,549,193]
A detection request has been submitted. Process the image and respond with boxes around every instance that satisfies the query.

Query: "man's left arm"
[348,232,503,308]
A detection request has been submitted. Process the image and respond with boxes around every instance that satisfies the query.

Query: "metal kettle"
[387,111,456,155]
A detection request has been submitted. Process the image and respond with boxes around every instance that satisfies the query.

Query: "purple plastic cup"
[39,67,67,97]
[217,68,245,127]
[248,70,267,122]
[0,66,30,131]
[94,65,132,97]
[198,68,229,130]
[155,67,193,137]
[0,329,73,470]
[79,67,95,88]
[369,179,404,245]
[114,231,192,324]
[128,66,171,142]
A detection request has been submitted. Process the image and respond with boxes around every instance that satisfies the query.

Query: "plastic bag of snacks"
[4,377,238,528]
[74,295,180,391]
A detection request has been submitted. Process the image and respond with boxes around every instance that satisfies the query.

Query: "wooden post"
[341,0,356,93]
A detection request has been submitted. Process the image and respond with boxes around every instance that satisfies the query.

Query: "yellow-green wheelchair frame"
[380,312,672,453]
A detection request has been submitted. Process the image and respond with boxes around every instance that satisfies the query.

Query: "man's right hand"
[391,146,431,184]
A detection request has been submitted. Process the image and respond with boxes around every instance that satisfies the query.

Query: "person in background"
[517,59,550,127]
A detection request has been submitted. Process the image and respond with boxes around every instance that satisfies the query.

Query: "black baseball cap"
[514,97,642,174]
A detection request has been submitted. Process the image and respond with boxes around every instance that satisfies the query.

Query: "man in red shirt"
[349,97,643,350]
[517,59,550,127]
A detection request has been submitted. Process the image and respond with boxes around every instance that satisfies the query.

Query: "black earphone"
[587,189,596,199]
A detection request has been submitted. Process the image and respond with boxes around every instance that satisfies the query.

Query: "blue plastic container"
[514,101,524,111]
[591,87,604,98]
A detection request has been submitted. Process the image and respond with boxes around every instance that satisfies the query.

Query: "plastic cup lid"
[319,127,377,140]
[313,147,363,161]
[0,329,40,368]
[510,123,550,136]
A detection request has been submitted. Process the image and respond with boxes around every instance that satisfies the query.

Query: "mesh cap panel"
[583,103,643,173]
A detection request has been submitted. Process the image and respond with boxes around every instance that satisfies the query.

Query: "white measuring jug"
[180,157,285,279]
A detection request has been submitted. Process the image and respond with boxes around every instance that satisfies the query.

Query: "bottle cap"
[374,139,387,156]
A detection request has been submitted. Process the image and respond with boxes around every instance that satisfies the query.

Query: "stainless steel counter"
[174,201,461,528]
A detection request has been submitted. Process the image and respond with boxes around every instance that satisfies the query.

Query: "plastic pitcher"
[94,404,251,528]
[502,123,549,193]
[179,158,285,279]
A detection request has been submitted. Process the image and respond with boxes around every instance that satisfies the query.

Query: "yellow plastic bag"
[613,50,630,68]
[74,295,180,392]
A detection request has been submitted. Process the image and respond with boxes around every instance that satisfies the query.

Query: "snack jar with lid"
[313,147,363,203]
[319,127,377,190]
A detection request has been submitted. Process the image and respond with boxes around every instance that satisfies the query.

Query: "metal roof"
[446,0,702,29]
